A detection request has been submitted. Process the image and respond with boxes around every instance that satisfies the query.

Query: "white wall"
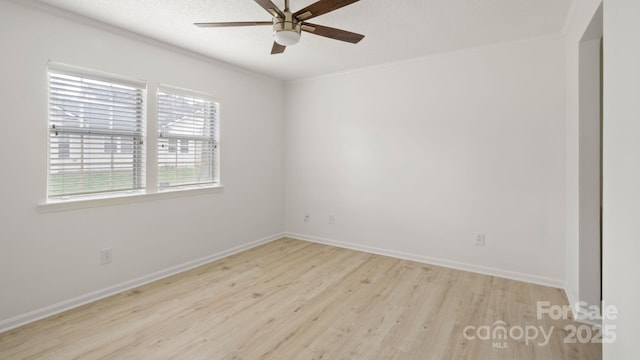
[285,36,567,286]
[603,0,640,358]
[0,0,284,329]
[563,0,602,313]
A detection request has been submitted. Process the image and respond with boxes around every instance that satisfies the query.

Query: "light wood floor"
[1,238,601,359]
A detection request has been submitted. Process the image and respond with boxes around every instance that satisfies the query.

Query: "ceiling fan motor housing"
[273,11,301,46]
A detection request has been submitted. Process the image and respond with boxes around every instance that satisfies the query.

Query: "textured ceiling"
[35,0,574,80]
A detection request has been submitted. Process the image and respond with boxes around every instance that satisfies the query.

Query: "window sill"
[38,185,224,213]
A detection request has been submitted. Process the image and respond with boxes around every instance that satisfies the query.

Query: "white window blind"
[158,88,219,189]
[48,68,145,199]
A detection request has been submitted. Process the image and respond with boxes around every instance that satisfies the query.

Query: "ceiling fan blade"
[271,42,286,54]
[254,0,284,18]
[194,21,272,27]
[294,0,359,21]
[301,23,364,44]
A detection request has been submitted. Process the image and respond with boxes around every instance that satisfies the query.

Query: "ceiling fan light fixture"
[274,30,301,46]
[272,10,301,46]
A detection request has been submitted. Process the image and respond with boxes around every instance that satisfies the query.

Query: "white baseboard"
[0,233,284,333]
[564,288,604,327]
[285,232,564,289]
[565,288,579,318]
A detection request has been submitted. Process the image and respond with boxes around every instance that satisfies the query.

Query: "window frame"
[46,64,147,200]
[41,63,223,211]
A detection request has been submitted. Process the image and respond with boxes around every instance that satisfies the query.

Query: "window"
[46,64,221,205]
[103,138,118,154]
[167,138,177,153]
[57,135,70,159]
[48,67,145,200]
[120,137,134,154]
[158,88,219,190]
[179,139,190,154]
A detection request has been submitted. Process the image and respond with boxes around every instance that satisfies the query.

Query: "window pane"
[48,69,145,199]
[179,139,189,154]
[157,89,219,189]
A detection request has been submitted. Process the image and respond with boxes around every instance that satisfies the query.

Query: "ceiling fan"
[194,0,365,54]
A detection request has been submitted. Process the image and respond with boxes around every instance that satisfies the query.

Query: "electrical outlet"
[475,234,485,246]
[100,248,113,265]
[304,213,310,222]
[329,214,335,224]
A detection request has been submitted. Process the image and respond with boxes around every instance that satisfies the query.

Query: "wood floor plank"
[0,238,602,359]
